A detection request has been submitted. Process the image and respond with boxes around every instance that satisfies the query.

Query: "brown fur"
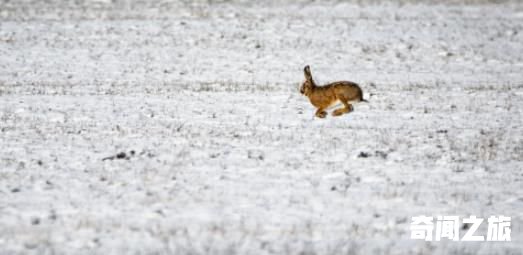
[300,65,367,118]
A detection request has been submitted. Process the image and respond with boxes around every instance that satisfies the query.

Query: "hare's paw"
[332,108,346,116]
[315,110,327,118]
[333,106,353,116]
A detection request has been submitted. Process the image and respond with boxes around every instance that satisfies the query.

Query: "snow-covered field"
[1,0,522,254]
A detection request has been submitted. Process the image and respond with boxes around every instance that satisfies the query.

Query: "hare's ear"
[304,65,312,81]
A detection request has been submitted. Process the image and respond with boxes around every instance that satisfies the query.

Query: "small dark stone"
[37,160,43,166]
[247,150,264,160]
[358,152,370,158]
[331,186,337,191]
[116,152,126,159]
[49,211,57,220]
[462,223,471,230]
[255,43,261,49]
[436,129,448,134]
[31,217,40,225]
[375,150,388,159]
[11,187,20,193]
[129,150,135,156]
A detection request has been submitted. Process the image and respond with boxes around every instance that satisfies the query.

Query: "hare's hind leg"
[332,99,353,116]
[315,108,327,118]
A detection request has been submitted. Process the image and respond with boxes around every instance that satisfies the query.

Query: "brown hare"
[300,65,367,118]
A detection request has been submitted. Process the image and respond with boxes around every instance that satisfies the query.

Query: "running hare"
[300,65,367,118]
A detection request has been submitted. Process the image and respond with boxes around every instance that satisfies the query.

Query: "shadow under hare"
[299,65,367,118]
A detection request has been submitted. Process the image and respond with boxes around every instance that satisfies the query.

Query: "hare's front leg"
[332,100,353,116]
[315,108,327,118]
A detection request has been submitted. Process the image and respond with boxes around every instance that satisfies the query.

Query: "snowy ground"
[1,0,523,254]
